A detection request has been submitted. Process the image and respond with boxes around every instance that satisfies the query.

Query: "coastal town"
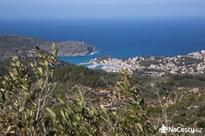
[89,50,205,76]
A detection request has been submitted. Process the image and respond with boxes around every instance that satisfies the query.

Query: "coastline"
[86,50,205,76]
[58,49,100,65]
[0,35,98,60]
[88,50,100,56]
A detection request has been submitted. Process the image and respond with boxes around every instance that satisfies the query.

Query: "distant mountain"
[0,35,97,60]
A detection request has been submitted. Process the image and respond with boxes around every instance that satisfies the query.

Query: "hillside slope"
[0,35,96,60]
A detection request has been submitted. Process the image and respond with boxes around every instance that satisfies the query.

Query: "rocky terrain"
[0,35,96,60]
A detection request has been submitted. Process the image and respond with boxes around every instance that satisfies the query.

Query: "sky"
[0,0,205,19]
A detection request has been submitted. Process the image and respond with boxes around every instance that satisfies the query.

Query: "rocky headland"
[0,35,97,60]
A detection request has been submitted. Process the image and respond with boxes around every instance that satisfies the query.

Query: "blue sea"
[0,17,205,64]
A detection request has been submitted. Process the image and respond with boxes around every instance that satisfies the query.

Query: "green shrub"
[0,45,155,136]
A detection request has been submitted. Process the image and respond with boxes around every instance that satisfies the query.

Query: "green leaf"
[45,107,56,119]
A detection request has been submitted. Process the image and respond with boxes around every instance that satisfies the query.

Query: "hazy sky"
[0,0,205,19]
